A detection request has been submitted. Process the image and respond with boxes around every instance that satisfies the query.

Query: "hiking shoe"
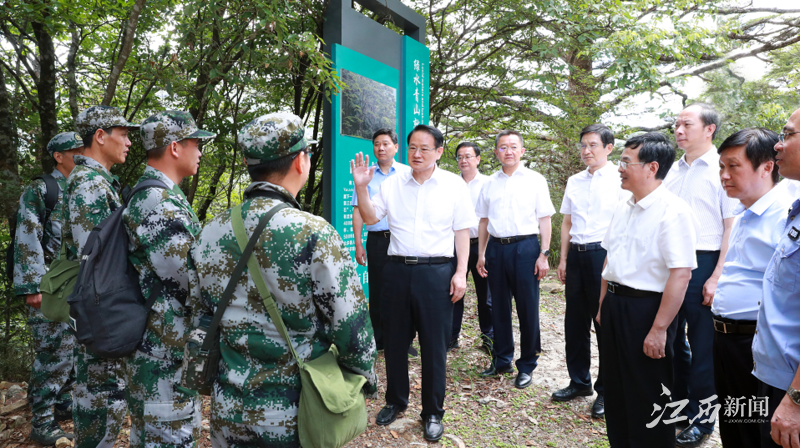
[54,402,73,423]
[30,422,74,446]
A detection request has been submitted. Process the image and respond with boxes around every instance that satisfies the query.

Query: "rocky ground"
[0,274,722,447]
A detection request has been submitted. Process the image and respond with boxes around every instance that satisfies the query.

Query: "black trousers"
[564,245,605,395]
[487,236,541,374]
[713,327,759,448]
[600,290,678,448]
[450,241,493,344]
[382,260,454,418]
[366,232,391,349]
[672,251,720,434]
[756,380,784,448]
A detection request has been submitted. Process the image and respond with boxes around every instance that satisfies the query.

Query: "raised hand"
[351,152,376,188]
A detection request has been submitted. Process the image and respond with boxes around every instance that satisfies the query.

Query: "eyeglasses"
[408,146,436,154]
[456,155,475,161]
[497,145,521,153]
[577,143,601,150]
[619,160,647,170]
[779,131,800,143]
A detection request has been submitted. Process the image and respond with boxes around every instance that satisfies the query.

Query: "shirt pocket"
[770,240,800,292]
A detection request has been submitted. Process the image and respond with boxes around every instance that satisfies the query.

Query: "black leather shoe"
[376,404,406,426]
[514,372,532,389]
[480,364,513,377]
[423,415,444,442]
[551,385,593,402]
[447,339,459,351]
[676,424,710,448]
[591,395,604,418]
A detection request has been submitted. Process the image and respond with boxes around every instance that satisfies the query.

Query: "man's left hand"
[450,272,466,303]
[702,276,718,306]
[772,394,800,448]
[535,255,549,281]
[643,327,667,360]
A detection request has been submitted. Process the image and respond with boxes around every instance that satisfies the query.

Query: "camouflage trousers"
[27,306,76,427]
[210,414,299,448]
[124,349,200,448]
[73,342,127,448]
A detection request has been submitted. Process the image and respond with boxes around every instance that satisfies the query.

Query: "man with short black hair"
[712,128,788,448]
[123,111,216,448]
[351,128,410,352]
[15,132,84,445]
[450,141,492,353]
[65,105,139,448]
[353,124,476,442]
[751,107,800,448]
[475,129,555,390]
[598,132,697,447]
[668,102,737,447]
[553,124,624,419]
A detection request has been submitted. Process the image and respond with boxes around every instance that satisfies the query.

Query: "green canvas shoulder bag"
[40,242,79,323]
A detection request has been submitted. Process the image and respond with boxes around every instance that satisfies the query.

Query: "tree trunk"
[31,17,58,173]
[196,162,227,222]
[67,22,80,121]
[0,66,21,225]
[102,0,147,105]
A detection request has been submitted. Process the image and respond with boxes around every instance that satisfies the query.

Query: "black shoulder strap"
[36,174,60,213]
[245,189,300,209]
[200,201,289,352]
[125,179,169,205]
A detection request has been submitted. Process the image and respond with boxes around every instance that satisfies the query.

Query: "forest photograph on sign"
[340,69,397,139]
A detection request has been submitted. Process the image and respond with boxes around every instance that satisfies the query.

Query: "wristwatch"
[541,250,551,257]
[788,386,800,406]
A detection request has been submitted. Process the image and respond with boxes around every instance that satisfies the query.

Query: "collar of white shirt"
[580,161,618,179]
[497,164,532,179]
[627,183,667,210]
[401,164,444,186]
[678,147,718,169]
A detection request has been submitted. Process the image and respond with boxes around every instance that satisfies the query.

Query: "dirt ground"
[0,274,723,448]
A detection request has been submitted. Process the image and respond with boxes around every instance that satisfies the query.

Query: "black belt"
[606,282,661,298]
[368,231,391,238]
[697,250,720,255]
[713,316,757,335]
[491,234,536,245]
[389,256,452,265]
[571,242,603,252]
[470,237,479,245]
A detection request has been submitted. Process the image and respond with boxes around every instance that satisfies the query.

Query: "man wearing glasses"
[350,128,411,354]
[598,133,696,448]
[352,124,476,442]
[553,124,626,419]
[449,142,492,353]
[752,109,800,447]
[667,103,738,447]
[475,130,556,389]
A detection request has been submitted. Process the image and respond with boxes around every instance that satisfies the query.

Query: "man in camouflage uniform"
[64,106,139,448]
[14,132,84,445]
[188,112,377,448]
[123,111,215,448]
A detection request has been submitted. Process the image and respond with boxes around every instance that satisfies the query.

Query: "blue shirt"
[753,197,800,390]
[712,186,792,321]
[350,161,410,232]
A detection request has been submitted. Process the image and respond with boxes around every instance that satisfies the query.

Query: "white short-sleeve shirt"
[463,173,489,238]
[475,165,556,238]
[372,166,478,257]
[560,162,630,244]
[664,149,739,250]
[602,185,698,292]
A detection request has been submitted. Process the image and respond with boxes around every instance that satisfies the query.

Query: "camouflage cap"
[140,110,216,151]
[239,112,316,165]
[47,131,84,155]
[75,105,140,136]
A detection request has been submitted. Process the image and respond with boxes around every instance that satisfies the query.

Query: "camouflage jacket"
[13,170,67,296]
[188,182,377,426]
[124,167,201,361]
[62,155,122,261]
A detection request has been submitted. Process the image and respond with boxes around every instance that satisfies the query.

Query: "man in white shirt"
[352,124,477,442]
[449,142,492,353]
[554,124,625,419]
[712,128,789,448]
[350,128,411,352]
[475,130,556,389]
[665,103,737,447]
[598,132,697,448]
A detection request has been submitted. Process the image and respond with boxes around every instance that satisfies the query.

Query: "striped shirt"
[664,149,738,251]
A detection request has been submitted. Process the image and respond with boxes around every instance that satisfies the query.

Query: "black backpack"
[67,179,168,358]
[5,174,60,285]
